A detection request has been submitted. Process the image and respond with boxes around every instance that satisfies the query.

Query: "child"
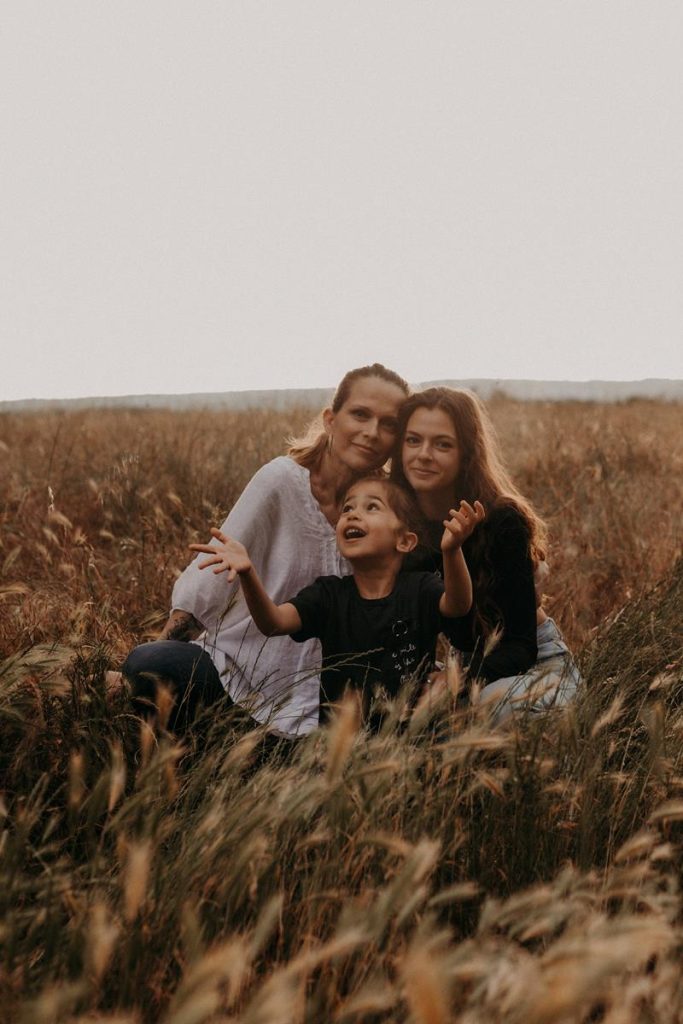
[190,477,484,725]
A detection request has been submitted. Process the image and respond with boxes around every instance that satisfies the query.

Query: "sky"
[2,1,682,402]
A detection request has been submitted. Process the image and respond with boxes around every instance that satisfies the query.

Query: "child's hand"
[189,528,252,582]
[441,500,485,552]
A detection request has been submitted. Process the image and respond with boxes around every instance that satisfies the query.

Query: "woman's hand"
[189,528,252,583]
[441,500,485,552]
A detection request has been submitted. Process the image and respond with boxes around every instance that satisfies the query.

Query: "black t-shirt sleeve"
[418,572,447,634]
[467,508,538,682]
[441,611,473,651]
[288,576,334,643]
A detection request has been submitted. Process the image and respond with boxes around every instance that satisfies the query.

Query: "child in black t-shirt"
[190,476,484,724]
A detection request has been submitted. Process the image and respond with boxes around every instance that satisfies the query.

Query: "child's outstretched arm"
[189,528,302,636]
[439,500,486,618]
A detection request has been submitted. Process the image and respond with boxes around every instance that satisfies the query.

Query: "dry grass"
[0,398,681,1023]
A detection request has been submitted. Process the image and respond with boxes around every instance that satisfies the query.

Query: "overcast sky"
[2,1,681,402]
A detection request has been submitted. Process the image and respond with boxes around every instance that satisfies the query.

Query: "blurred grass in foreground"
[0,399,681,1022]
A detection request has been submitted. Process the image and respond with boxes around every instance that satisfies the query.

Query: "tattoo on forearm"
[162,611,203,642]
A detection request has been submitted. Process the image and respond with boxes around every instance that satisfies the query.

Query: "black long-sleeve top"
[402,504,538,683]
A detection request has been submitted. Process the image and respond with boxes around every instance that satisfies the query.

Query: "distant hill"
[1,378,681,413]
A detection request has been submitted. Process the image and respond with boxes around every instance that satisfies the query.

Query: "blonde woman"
[121,363,410,735]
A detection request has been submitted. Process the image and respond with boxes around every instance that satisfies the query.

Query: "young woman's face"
[401,406,461,497]
[324,376,405,472]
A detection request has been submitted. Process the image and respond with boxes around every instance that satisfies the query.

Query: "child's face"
[336,481,413,562]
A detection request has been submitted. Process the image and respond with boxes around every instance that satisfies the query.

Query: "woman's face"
[401,406,461,497]
[324,376,405,473]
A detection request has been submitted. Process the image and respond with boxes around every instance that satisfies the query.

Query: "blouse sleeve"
[466,508,538,682]
[170,458,296,632]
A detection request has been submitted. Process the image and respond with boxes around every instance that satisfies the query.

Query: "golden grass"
[0,398,681,1023]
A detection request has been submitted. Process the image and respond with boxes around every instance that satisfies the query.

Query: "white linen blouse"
[171,456,347,736]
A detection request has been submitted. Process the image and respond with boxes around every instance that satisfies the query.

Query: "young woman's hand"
[441,500,485,551]
[189,528,252,582]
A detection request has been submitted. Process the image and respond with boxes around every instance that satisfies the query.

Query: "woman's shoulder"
[402,540,442,576]
[243,456,332,531]
[484,501,529,533]
[246,456,308,494]
[228,457,309,522]
[251,455,302,481]
[480,501,532,561]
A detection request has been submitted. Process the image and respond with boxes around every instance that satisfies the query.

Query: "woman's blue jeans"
[121,640,227,732]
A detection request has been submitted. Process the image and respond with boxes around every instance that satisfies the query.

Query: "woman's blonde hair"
[391,387,547,563]
[287,363,410,470]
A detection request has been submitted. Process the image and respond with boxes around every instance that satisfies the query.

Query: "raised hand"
[441,500,485,552]
[189,528,252,582]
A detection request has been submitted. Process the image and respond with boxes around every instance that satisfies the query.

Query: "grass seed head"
[123,840,152,923]
[402,946,451,1024]
[68,751,86,809]
[325,693,360,784]
[107,741,126,812]
[87,901,120,983]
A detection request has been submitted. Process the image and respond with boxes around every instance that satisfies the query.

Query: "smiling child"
[190,477,484,724]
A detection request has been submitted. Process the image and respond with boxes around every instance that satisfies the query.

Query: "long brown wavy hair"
[391,387,547,627]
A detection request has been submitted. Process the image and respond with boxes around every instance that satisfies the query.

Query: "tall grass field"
[0,397,681,1023]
